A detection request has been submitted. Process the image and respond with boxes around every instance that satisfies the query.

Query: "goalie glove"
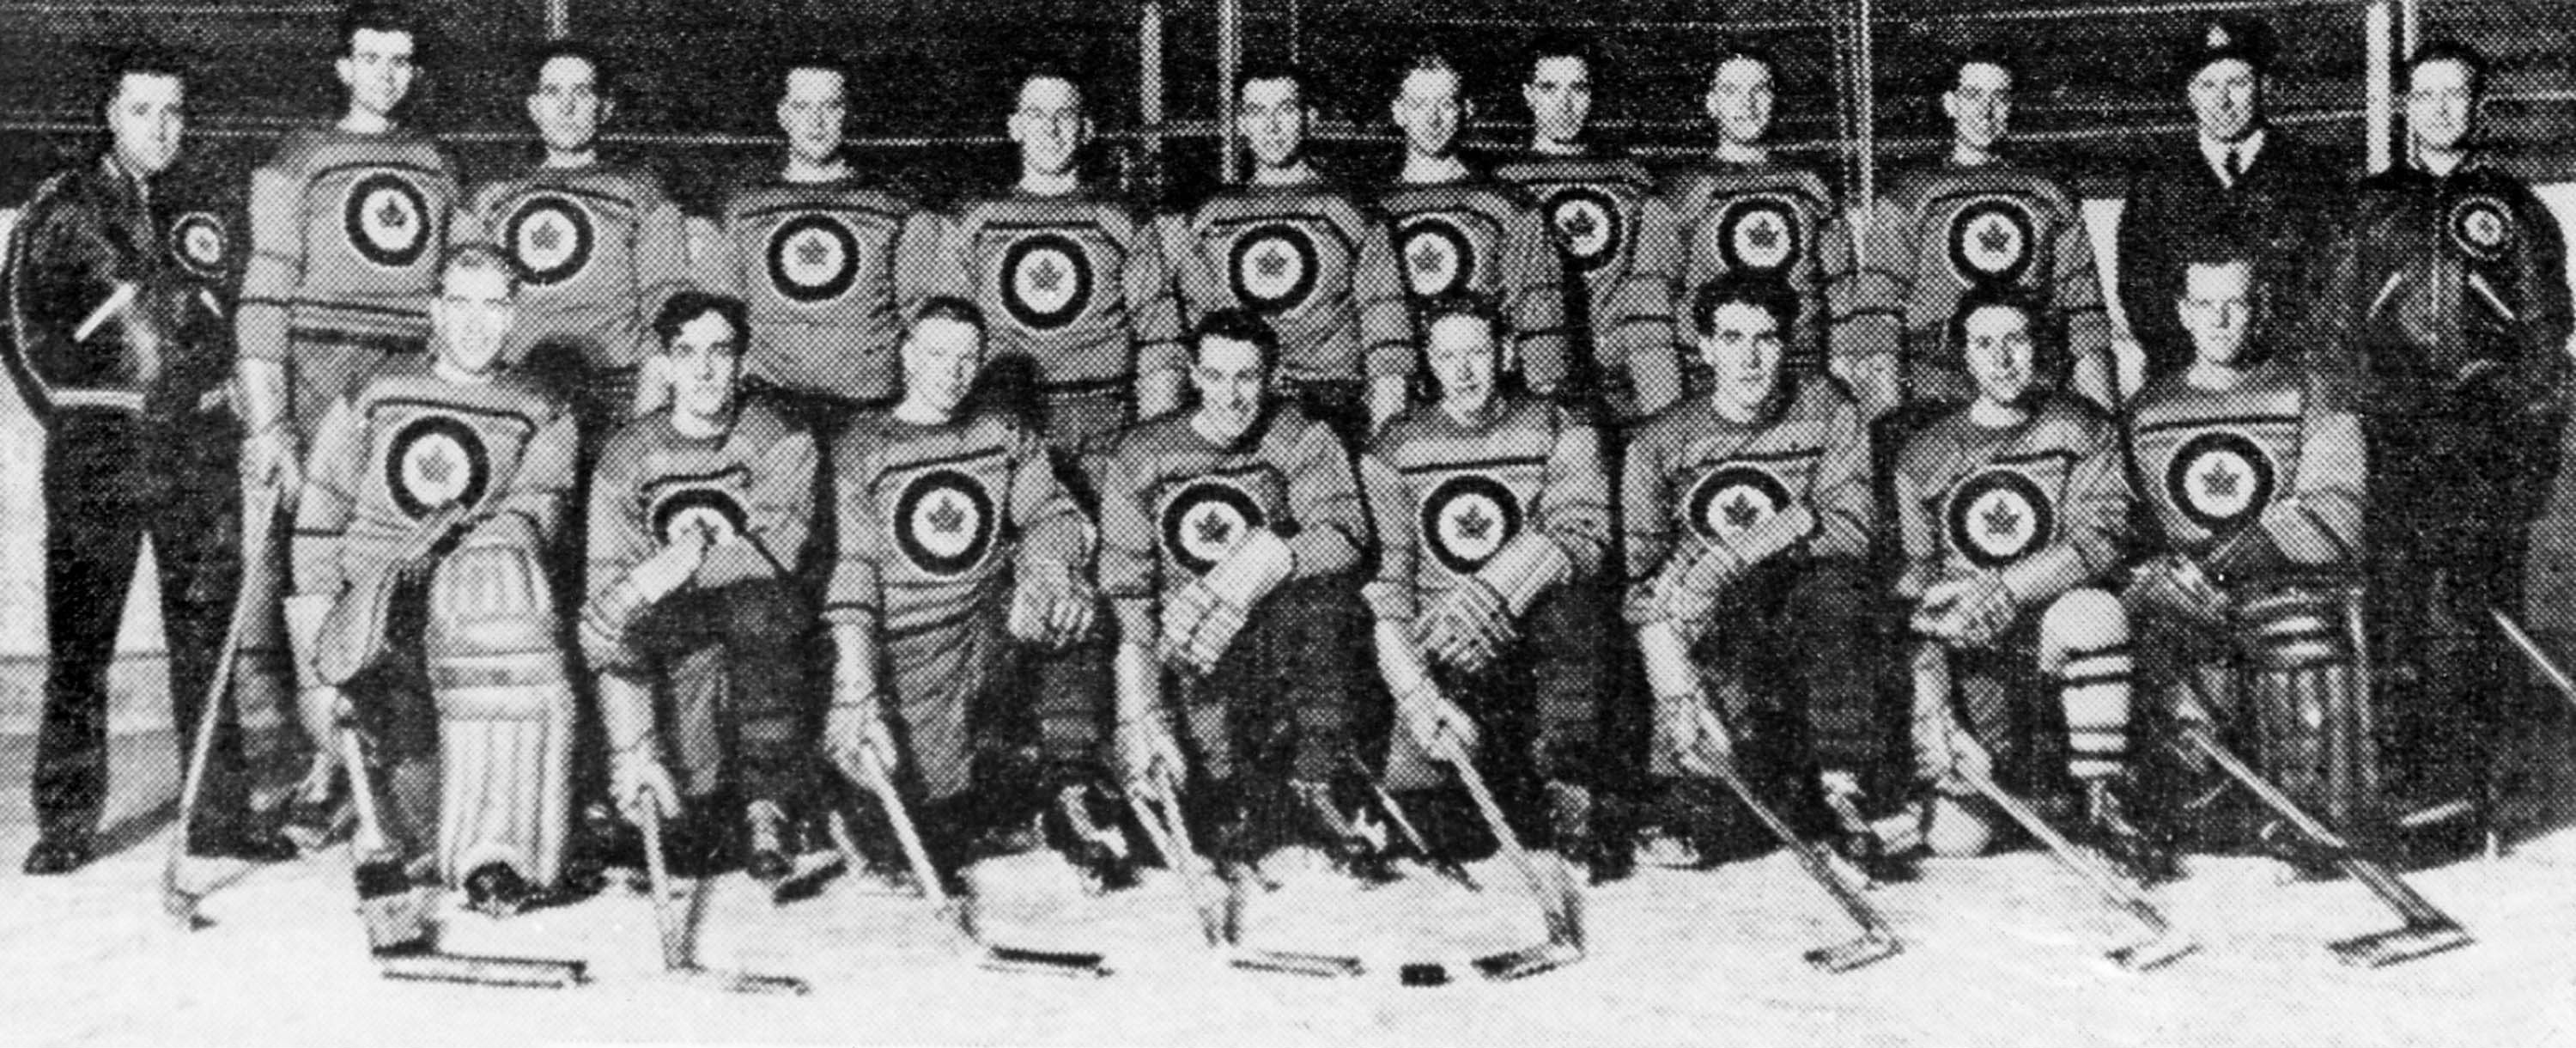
[1159,528,1294,674]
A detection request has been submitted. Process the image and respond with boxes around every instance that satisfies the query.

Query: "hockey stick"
[162,489,281,929]
[1338,750,1479,890]
[829,747,1110,977]
[1121,763,1238,949]
[635,803,810,994]
[1951,757,2196,972]
[2490,607,2576,716]
[1683,704,1903,973]
[1428,733,1585,982]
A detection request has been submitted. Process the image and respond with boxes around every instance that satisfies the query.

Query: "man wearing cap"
[2115,17,2346,386]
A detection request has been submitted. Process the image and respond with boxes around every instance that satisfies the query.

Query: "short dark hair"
[1526,33,1595,79]
[1188,308,1279,373]
[1395,50,1461,96]
[1690,274,1801,338]
[1418,291,1505,342]
[2405,40,2488,100]
[1238,60,1312,105]
[1013,62,1083,108]
[523,40,611,94]
[780,51,852,93]
[337,3,422,57]
[910,296,987,339]
[98,46,187,106]
[1710,40,1778,81]
[652,291,749,350]
[1948,43,2020,88]
[1947,285,2060,375]
[438,242,519,296]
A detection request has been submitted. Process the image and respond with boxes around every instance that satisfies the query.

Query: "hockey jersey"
[2124,357,2364,574]
[1158,180,1413,386]
[1360,393,1608,623]
[1856,159,2111,380]
[238,125,462,363]
[585,399,817,618]
[457,163,691,375]
[1493,149,1685,418]
[1621,375,1874,605]
[291,356,578,598]
[715,174,914,405]
[1659,159,1884,375]
[1895,393,2130,609]
[1375,176,1571,392]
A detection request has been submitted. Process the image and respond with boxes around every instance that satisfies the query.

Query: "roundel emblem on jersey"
[1229,223,1319,314]
[999,233,1093,331]
[767,214,860,304]
[1719,198,1801,274]
[1947,200,2035,286]
[1420,474,1522,576]
[1684,464,1794,543]
[1162,478,1267,576]
[1397,215,1477,297]
[169,211,228,277]
[2448,196,2516,262]
[649,488,750,548]
[384,416,490,519]
[504,194,595,288]
[343,173,433,270]
[2166,431,2276,530]
[893,469,998,578]
[1946,468,2051,568]
[1546,187,1622,272]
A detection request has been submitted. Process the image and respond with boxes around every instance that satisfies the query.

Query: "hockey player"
[1097,308,1377,882]
[240,3,464,803]
[288,244,581,914]
[1888,288,2164,880]
[1375,52,1572,400]
[1159,63,1413,446]
[1358,294,1622,880]
[2120,253,2369,844]
[714,53,916,436]
[2307,41,2571,839]
[1624,275,1892,870]
[455,40,690,428]
[896,65,1188,443]
[1856,48,2117,417]
[1659,45,1893,417]
[1494,34,1683,422]
[5,49,296,874]
[580,291,818,881]
[821,298,1102,880]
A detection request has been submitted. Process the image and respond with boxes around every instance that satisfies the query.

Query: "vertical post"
[1857,0,1875,210]
[1140,1,1165,174]
[2398,0,2421,56]
[1218,0,1242,183]
[544,0,568,40]
[2366,0,2394,173]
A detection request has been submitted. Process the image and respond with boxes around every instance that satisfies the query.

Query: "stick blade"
[2330,923,2473,968]
[1802,934,1902,974]
[979,946,1112,978]
[2107,934,2198,972]
[669,966,812,996]
[1470,941,1583,982]
[1230,948,1366,978]
[378,950,588,989]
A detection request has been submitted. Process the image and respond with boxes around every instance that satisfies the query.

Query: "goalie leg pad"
[2038,589,2134,783]
[425,545,576,887]
[2238,589,2378,824]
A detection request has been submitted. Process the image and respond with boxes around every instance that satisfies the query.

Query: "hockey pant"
[1914,588,2136,799]
[1172,576,1364,789]
[1651,559,1894,795]
[1382,583,1608,791]
[593,579,817,809]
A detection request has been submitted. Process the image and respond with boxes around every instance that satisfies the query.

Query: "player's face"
[1426,314,1501,416]
[2405,59,2478,154]
[528,54,607,153]
[1707,58,1774,147]
[2188,59,2261,143]
[666,311,743,423]
[1523,56,1591,143]
[432,265,517,375]
[902,316,985,417]
[1943,63,2014,151]
[1961,305,2038,407]
[1010,76,1087,177]
[1699,302,1783,411]
[2178,262,2257,367]
[1392,68,1466,158]
[337,29,417,118]
[1238,77,1307,168]
[106,73,185,178]
[778,68,849,164]
[1191,336,1270,442]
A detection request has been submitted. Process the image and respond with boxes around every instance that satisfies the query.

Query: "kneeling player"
[1098,309,1376,883]
[1359,295,1620,880]
[822,299,1100,881]
[1891,288,2166,880]
[1625,276,1893,870]
[289,245,580,914]
[580,292,820,880]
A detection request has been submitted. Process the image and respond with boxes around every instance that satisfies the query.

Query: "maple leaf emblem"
[1030,254,1064,293]
[2199,459,2241,499]
[1453,501,1496,542]
[1981,498,2023,539]
[1977,220,2013,255]
[1558,207,1598,240]
[375,194,410,230]
[529,220,562,253]
[1194,510,1234,549]
[1254,245,1291,278]
[1745,216,1782,251]
[796,235,832,268]
[1408,238,1444,277]
[925,495,967,534]
[1722,492,1761,529]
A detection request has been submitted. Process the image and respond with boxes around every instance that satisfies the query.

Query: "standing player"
[1856,48,2116,417]
[821,299,1102,880]
[289,245,580,914]
[1623,276,1890,870]
[1097,309,1377,882]
[1359,295,1621,880]
[1661,45,1893,417]
[1159,63,1413,445]
[5,49,295,874]
[1494,35,1683,422]
[714,54,915,436]
[2308,42,2571,840]
[581,292,818,881]
[1888,289,2162,880]
[2115,18,2344,385]
[1374,52,1571,399]
[240,3,464,803]
[456,41,690,428]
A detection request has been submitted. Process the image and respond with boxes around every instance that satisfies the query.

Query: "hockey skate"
[2074,777,2182,887]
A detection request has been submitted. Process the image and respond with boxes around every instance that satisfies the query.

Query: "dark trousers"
[33,408,257,841]
[623,579,817,807]
[1690,558,1897,793]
